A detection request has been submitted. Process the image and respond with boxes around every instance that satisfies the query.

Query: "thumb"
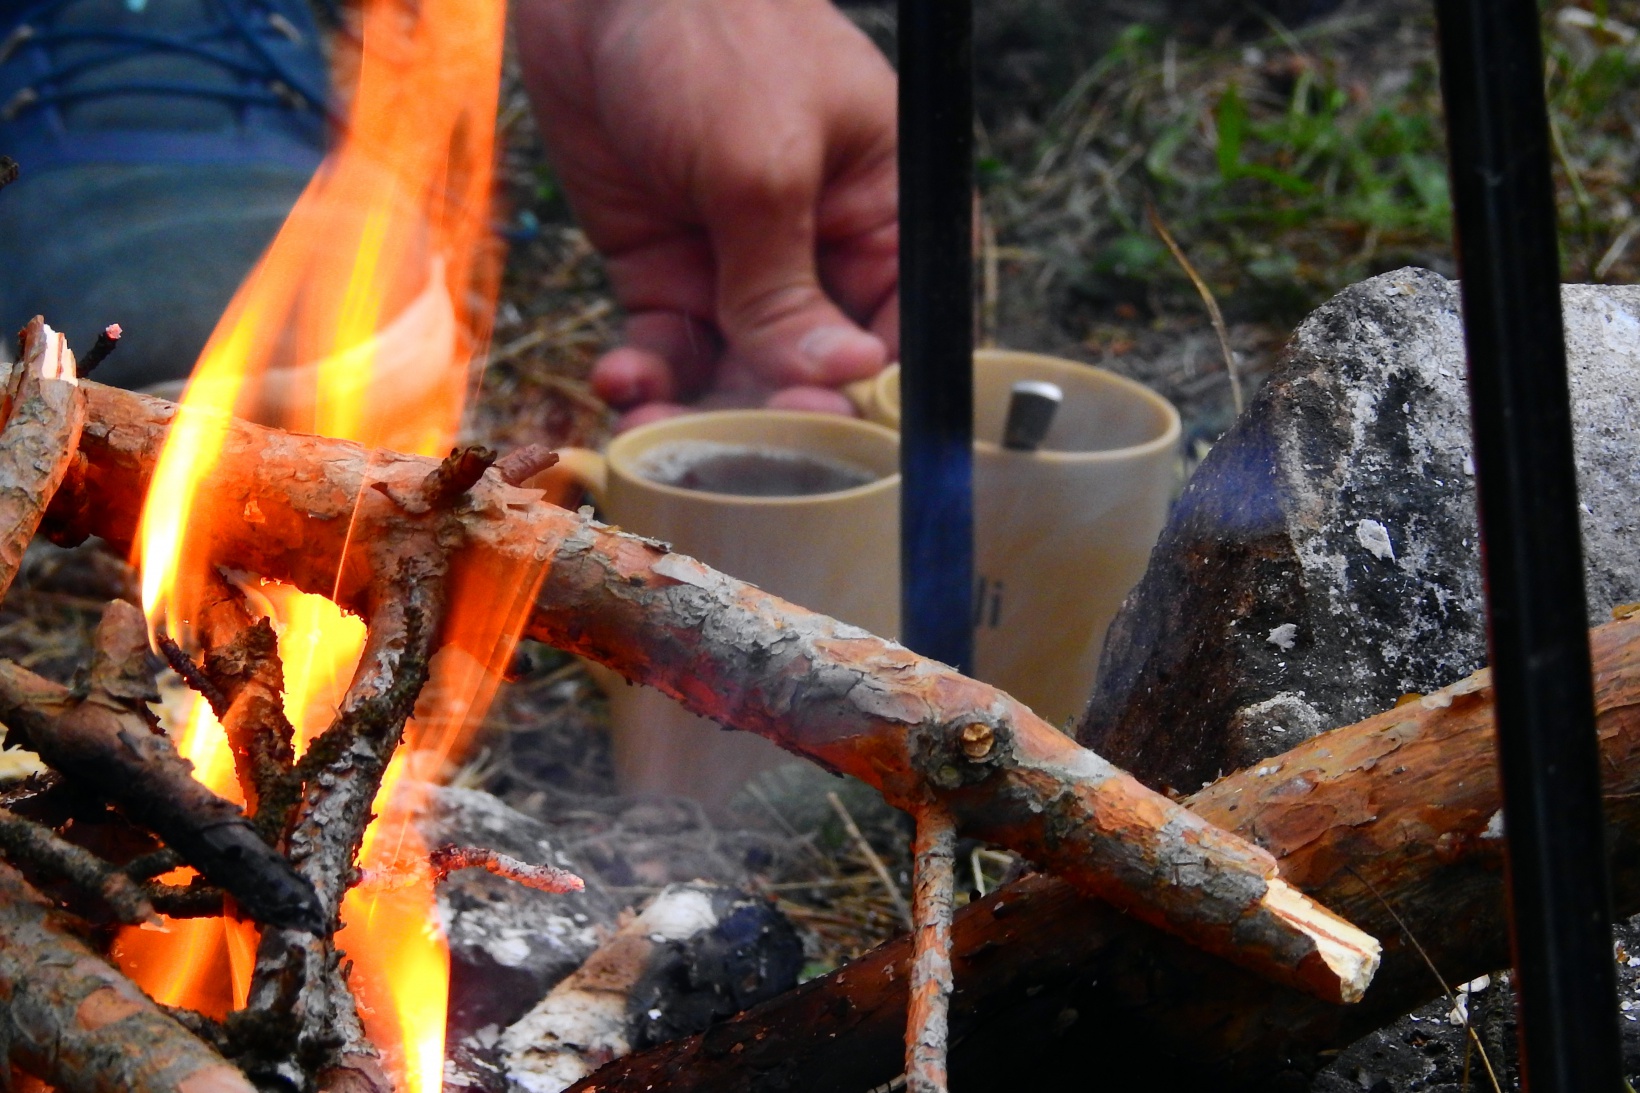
[703,168,887,391]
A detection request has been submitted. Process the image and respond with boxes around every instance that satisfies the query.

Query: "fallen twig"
[429,844,584,892]
[0,316,84,602]
[1147,201,1243,414]
[828,790,912,931]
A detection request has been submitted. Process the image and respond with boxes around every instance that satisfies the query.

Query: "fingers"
[589,310,721,407]
[704,177,890,391]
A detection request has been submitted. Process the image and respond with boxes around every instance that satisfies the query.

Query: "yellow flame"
[120,0,516,1086]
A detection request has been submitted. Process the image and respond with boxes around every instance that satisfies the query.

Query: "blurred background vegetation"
[479,0,1640,451]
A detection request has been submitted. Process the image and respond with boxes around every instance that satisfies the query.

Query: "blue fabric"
[0,0,330,173]
[0,0,332,386]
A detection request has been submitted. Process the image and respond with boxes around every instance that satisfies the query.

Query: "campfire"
[3,0,1635,1091]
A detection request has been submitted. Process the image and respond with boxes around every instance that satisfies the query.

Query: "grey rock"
[1078,267,1640,792]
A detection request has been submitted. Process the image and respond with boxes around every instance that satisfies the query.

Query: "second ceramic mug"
[848,349,1181,727]
[542,410,902,806]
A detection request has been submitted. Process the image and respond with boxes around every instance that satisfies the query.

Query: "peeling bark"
[565,615,1640,1091]
[0,860,255,1093]
[0,317,84,603]
[45,382,1380,1004]
[906,805,955,1093]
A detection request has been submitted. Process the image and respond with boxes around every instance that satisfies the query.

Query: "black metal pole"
[896,0,974,672]
[1433,3,1622,1089]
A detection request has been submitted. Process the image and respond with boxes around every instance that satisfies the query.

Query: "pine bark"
[43,381,1380,1004]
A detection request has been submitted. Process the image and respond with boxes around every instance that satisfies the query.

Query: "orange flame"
[116,0,538,1088]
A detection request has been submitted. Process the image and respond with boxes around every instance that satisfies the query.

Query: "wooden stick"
[0,317,84,603]
[44,381,1380,1004]
[240,563,446,1093]
[0,860,255,1093]
[565,614,1640,1092]
[906,805,956,1093]
[0,602,323,934]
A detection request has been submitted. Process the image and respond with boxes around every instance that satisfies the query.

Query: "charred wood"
[0,805,154,924]
[241,559,447,1093]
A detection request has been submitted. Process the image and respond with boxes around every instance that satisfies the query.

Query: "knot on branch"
[422,444,496,508]
[914,715,1014,790]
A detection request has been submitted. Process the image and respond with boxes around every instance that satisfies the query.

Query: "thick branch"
[0,860,254,1093]
[0,317,84,602]
[568,614,1640,1091]
[47,381,1378,1004]
[0,602,322,933]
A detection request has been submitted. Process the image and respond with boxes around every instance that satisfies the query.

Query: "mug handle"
[519,447,608,509]
[843,370,900,429]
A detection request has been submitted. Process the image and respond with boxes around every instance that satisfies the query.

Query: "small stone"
[1354,519,1395,562]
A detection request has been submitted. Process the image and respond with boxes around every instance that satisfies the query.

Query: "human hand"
[514,0,898,430]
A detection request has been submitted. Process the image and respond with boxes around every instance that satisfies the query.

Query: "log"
[44,381,1379,1004]
[0,859,255,1093]
[0,601,323,933]
[564,614,1640,1091]
[0,318,84,602]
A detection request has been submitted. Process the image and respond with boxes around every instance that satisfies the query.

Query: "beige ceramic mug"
[541,411,902,807]
[847,349,1181,727]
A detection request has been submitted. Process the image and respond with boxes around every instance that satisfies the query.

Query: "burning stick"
[0,316,84,602]
[906,805,956,1093]
[79,324,123,377]
[0,859,255,1093]
[0,602,324,934]
[46,381,1381,1005]
[240,555,448,1093]
[429,844,584,892]
[192,574,299,833]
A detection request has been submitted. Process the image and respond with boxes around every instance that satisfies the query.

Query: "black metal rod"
[897,0,974,672]
[1434,3,1622,1089]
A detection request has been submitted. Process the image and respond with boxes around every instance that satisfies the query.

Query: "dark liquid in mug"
[637,441,877,497]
